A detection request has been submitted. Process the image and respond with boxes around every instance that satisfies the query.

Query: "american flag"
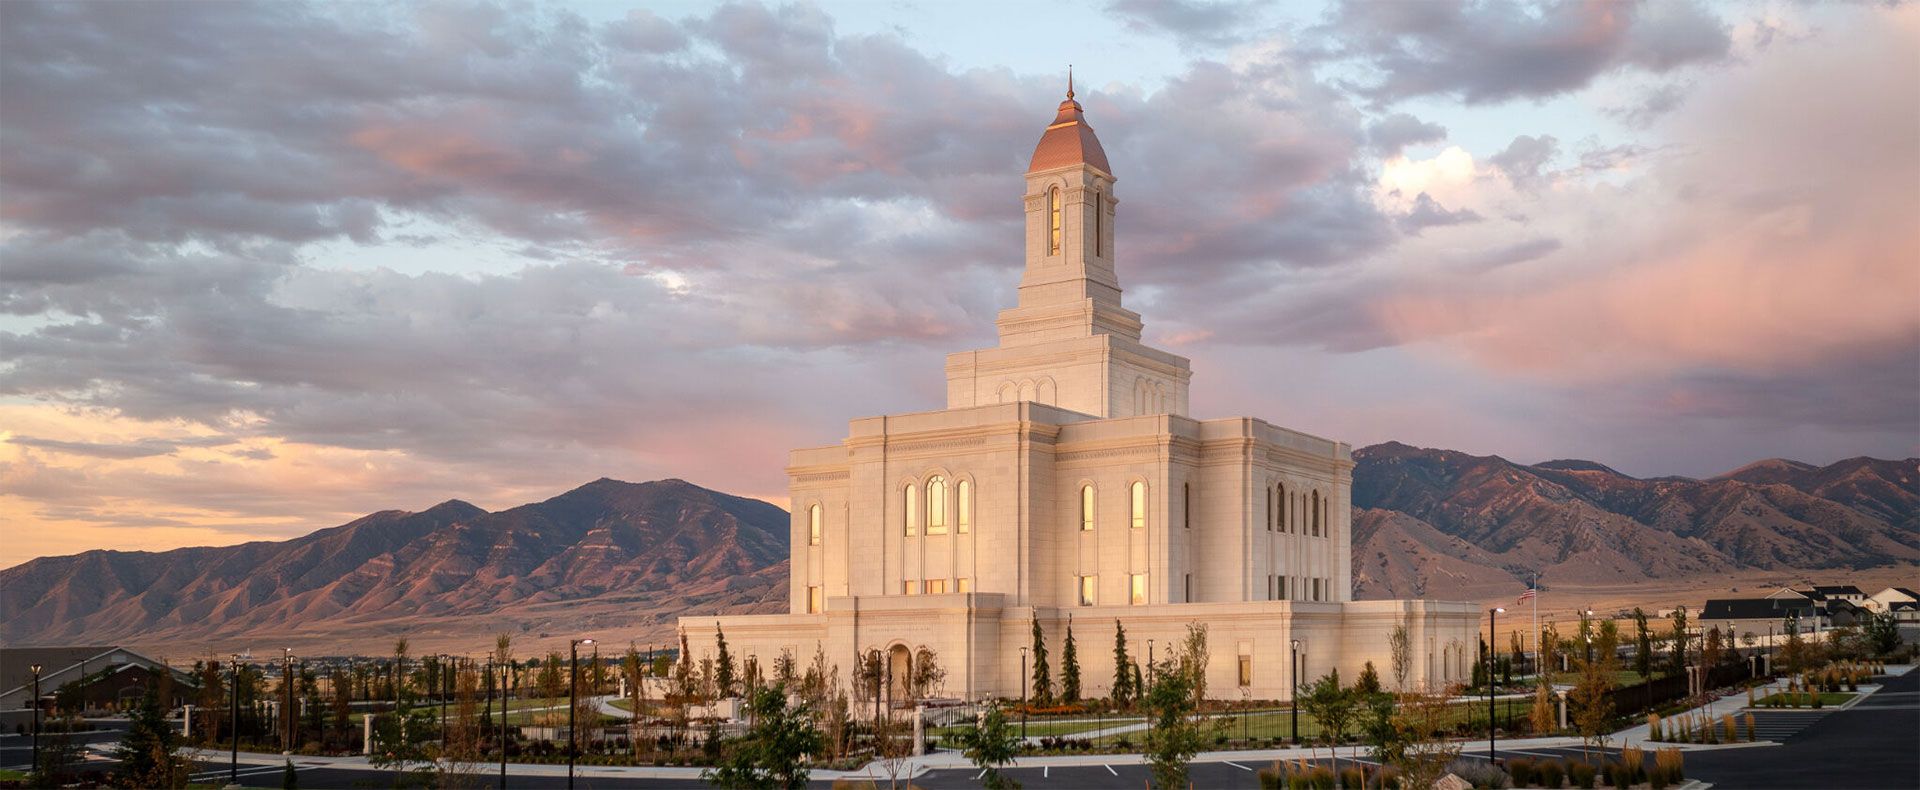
[1518,588,1536,603]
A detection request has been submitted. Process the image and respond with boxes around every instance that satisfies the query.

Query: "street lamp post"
[1147,639,1155,685]
[568,638,594,790]
[497,657,509,788]
[282,648,295,753]
[746,653,758,729]
[1019,646,1029,742]
[1290,640,1302,746]
[28,664,41,776]
[230,655,242,786]
[1490,607,1505,762]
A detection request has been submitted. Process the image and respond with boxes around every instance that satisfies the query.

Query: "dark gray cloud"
[1319,0,1731,104]
[1366,113,1449,158]
[1397,193,1482,234]
[1488,134,1559,188]
[6,435,232,459]
[1107,0,1264,47]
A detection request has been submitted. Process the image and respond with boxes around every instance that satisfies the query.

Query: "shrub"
[1745,712,1755,741]
[1258,763,1285,790]
[1340,766,1364,789]
[1445,757,1510,789]
[1309,765,1336,790]
[1655,747,1684,782]
[1812,694,1824,709]
[1507,757,1534,787]
[1539,759,1565,789]
[1568,760,1597,789]
[1621,745,1645,785]
[1648,763,1669,790]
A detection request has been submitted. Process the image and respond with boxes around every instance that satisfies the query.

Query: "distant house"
[1865,587,1919,614]
[1702,597,1820,642]
[0,646,196,713]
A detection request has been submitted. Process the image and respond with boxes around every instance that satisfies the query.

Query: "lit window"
[904,484,917,536]
[926,579,947,595]
[1130,481,1146,530]
[927,476,948,535]
[808,504,822,546]
[1049,188,1061,255]
[1079,576,1096,606]
[957,578,971,593]
[1130,574,1147,605]
[956,480,971,534]
[807,586,823,614]
[904,580,917,595]
[1238,655,1252,686]
[1080,485,1095,531]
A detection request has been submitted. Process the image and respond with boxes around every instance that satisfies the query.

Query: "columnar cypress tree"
[1030,619,1054,706]
[715,625,737,697]
[1061,618,1081,704]
[1112,619,1135,707]
[1633,608,1653,679]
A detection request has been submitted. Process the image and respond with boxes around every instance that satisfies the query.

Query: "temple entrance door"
[889,645,912,703]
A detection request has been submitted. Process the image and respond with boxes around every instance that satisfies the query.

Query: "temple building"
[679,85,1476,702]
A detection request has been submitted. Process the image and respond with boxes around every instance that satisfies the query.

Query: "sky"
[1,0,1916,568]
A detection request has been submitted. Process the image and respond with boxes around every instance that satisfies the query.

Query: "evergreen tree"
[116,683,190,788]
[1864,610,1901,656]
[1633,608,1653,679]
[701,685,826,790]
[1668,608,1691,678]
[715,625,738,698]
[1111,620,1135,708]
[1029,619,1054,706]
[1355,661,1383,697]
[953,705,1024,790]
[1060,617,1081,704]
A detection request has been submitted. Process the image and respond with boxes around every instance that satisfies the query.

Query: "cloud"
[1107,0,1264,47]
[1320,0,1731,104]
[1397,193,1481,234]
[1366,113,1449,158]
[1487,134,1559,189]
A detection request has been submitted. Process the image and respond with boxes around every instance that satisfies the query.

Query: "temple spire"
[1067,65,1074,99]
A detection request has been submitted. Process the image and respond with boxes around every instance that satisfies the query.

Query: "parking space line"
[1105,764,1118,776]
[1225,761,1252,771]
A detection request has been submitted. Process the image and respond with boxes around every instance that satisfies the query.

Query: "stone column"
[913,706,926,756]
[1557,690,1569,731]
[363,714,374,754]
[183,705,193,737]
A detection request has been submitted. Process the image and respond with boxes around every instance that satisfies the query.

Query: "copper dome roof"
[1027,87,1111,176]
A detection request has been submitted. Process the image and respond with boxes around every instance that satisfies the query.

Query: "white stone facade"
[679,90,1477,702]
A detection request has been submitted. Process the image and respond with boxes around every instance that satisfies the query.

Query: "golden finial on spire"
[1067,65,1074,99]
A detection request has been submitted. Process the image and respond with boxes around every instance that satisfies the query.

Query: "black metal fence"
[1603,660,1756,718]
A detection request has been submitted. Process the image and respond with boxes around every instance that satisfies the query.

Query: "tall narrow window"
[1278,484,1288,532]
[808,504,822,546]
[1266,487,1273,532]
[1079,576,1097,606]
[1130,573,1148,605]
[956,480,971,534]
[1049,188,1061,254]
[926,476,947,535]
[1080,485,1095,531]
[1184,573,1192,602]
[807,586,822,614]
[904,484,917,536]
[1130,481,1147,530]
[1094,189,1103,257]
[1183,483,1191,529]
[1313,491,1322,536]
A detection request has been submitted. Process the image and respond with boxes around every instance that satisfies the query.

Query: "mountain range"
[2,444,1914,651]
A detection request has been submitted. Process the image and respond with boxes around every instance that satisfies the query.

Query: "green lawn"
[0,769,28,781]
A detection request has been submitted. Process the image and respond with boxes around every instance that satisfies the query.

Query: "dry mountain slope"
[1350,443,1920,601]
[0,478,789,647]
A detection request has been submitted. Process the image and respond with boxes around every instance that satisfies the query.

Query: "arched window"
[1080,485,1095,531]
[1312,491,1322,536]
[904,483,917,537]
[927,476,947,535]
[1130,481,1147,530]
[808,504,822,546]
[956,480,971,534]
[1049,188,1062,255]
[1094,188,1103,257]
